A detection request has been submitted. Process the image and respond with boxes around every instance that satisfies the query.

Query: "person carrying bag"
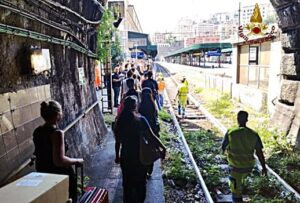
[139,116,166,166]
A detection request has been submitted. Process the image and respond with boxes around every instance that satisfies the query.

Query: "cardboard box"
[0,172,69,203]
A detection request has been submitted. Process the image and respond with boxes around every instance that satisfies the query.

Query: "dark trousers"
[123,180,146,203]
[121,160,147,203]
[69,169,77,203]
[113,86,121,107]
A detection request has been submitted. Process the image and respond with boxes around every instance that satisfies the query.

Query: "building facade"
[108,0,143,59]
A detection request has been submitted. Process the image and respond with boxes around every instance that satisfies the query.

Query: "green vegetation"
[184,129,297,202]
[158,109,173,122]
[103,113,115,126]
[159,87,299,201]
[159,110,197,187]
[97,9,122,65]
[164,150,197,185]
[77,175,90,195]
[243,170,298,202]
[207,92,233,119]
[194,87,203,94]
[268,150,300,192]
[184,130,226,190]
[196,87,300,194]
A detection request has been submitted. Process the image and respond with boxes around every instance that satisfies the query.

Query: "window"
[249,46,259,65]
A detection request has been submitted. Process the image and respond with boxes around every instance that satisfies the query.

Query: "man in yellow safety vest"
[176,77,189,118]
[222,111,267,203]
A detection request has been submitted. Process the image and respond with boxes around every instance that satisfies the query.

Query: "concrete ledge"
[232,84,267,112]
[271,101,295,132]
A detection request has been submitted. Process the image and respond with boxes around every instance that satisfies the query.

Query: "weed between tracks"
[184,129,298,202]
[159,111,205,202]
[192,87,300,200]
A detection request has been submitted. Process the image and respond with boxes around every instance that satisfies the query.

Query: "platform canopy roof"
[128,31,157,58]
[165,42,232,58]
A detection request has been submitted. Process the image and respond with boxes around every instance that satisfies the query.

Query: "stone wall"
[0,0,107,183]
[270,0,300,146]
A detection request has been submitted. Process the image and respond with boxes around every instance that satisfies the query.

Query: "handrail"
[154,64,214,203]
[63,100,100,133]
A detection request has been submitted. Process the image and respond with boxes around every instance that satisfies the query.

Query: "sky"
[129,0,269,34]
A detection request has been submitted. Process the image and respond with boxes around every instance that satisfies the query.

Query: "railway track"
[154,63,300,203]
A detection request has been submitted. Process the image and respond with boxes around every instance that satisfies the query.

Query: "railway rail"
[154,63,300,202]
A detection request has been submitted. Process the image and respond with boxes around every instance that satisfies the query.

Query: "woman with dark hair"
[114,96,165,203]
[33,101,84,202]
[138,88,160,178]
[117,78,140,117]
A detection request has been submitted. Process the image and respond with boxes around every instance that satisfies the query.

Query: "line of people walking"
[113,62,167,203]
[112,62,165,111]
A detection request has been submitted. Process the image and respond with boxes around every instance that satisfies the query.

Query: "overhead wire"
[0,1,102,58]
[32,0,105,25]
[0,1,88,50]
[0,23,98,58]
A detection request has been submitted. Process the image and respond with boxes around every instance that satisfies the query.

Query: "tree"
[111,34,123,66]
[97,9,122,64]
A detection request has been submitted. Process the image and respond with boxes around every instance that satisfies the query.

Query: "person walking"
[141,71,159,109]
[176,77,189,118]
[112,66,122,107]
[114,96,165,203]
[33,101,84,203]
[138,88,160,178]
[121,70,134,99]
[222,111,267,203]
[117,78,140,117]
[157,75,166,108]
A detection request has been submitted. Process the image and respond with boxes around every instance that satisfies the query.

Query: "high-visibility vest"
[184,80,189,91]
[178,84,188,97]
[158,81,165,92]
[227,127,258,168]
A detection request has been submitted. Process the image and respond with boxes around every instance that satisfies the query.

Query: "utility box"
[0,172,69,203]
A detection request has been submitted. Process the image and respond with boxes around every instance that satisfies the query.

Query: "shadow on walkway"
[85,129,165,203]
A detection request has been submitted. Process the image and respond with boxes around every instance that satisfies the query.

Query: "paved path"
[85,125,165,203]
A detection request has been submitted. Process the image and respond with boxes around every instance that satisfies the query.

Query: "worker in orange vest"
[157,74,166,109]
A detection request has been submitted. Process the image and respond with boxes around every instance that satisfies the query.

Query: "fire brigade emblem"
[245,3,268,35]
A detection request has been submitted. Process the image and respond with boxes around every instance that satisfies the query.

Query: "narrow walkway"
[85,126,165,203]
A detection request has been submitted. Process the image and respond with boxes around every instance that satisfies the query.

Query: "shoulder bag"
[139,117,166,166]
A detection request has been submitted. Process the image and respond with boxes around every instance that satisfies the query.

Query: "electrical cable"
[0,1,89,50]
[32,0,104,25]
[0,23,98,58]
[25,0,88,31]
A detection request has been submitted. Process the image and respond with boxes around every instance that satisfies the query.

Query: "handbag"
[139,117,165,166]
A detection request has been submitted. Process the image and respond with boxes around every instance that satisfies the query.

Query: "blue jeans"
[113,86,120,107]
[158,94,164,108]
[178,105,185,116]
[155,95,161,110]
